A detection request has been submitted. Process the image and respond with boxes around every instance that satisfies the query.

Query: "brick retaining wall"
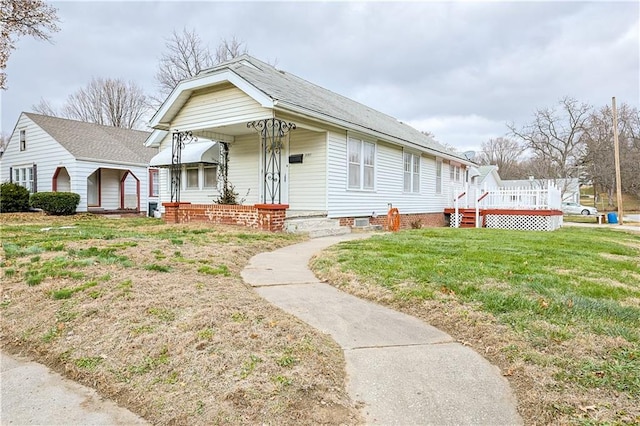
[161,202,288,232]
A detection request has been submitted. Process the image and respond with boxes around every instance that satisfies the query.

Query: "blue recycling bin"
[607,212,618,224]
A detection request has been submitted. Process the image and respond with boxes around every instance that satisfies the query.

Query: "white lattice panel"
[450,213,463,228]
[485,214,562,231]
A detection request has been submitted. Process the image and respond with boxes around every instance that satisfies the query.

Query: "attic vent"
[354,218,370,227]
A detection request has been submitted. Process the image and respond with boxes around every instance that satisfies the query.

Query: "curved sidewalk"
[242,234,522,425]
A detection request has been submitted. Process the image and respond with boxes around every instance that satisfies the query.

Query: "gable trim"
[150,69,274,130]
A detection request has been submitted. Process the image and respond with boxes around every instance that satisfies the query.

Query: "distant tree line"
[475,97,639,206]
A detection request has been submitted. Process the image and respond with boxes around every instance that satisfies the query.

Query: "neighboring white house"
[146,55,475,227]
[501,177,580,203]
[1,113,159,214]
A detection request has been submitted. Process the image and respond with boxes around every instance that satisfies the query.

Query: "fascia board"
[150,69,274,128]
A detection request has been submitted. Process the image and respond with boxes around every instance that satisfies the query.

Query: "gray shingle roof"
[200,55,467,161]
[24,113,156,164]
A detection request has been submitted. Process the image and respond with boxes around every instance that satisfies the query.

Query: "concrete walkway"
[241,234,522,425]
[1,351,147,425]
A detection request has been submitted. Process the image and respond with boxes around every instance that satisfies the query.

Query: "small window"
[203,165,217,188]
[19,130,26,151]
[436,159,442,194]
[186,167,199,189]
[149,169,159,197]
[450,164,461,183]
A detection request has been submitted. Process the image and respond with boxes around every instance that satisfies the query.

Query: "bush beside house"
[0,182,31,213]
[30,192,80,215]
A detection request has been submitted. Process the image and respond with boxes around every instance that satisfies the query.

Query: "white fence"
[450,184,562,211]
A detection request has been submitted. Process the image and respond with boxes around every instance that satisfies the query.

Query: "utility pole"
[612,97,624,225]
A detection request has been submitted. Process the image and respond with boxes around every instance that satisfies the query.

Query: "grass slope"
[311,227,640,425]
[1,213,360,425]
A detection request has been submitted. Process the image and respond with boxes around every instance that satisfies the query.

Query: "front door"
[260,132,289,205]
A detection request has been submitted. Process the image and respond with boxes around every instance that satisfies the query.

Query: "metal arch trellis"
[247,118,296,204]
[170,130,195,202]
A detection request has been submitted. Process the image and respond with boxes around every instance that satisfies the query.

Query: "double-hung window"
[450,164,462,183]
[403,151,420,193]
[183,164,218,190]
[186,167,199,189]
[149,169,159,197]
[348,137,375,190]
[13,166,34,192]
[19,130,26,151]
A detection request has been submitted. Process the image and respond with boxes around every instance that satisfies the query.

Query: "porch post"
[247,118,296,204]
[170,130,195,203]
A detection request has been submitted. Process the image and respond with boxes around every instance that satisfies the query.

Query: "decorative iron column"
[247,118,296,204]
[170,130,195,202]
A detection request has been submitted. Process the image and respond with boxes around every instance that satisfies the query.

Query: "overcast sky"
[2,1,638,153]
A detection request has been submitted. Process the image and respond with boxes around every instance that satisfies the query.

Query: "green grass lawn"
[311,227,640,425]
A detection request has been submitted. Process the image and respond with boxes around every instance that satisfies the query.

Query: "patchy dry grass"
[311,227,640,426]
[1,213,361,425]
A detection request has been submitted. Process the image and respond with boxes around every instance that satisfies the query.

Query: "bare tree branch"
[0,0,60,89]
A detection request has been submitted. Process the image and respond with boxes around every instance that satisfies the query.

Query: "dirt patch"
[1,216,362,425]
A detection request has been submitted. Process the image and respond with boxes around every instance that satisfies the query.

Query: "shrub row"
[0,183,80,215]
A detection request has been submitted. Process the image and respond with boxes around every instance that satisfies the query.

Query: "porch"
[445,184,563,231]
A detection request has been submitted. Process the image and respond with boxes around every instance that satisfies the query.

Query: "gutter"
[76,158,150,168]
[274,101,473,166]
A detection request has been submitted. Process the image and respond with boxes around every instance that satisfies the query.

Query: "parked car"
[562,202,598,216]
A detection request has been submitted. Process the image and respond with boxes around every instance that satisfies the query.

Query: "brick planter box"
[161,202,289,232]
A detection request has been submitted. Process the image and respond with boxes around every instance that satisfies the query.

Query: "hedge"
[0,182,31,213]
[30,192,80,215]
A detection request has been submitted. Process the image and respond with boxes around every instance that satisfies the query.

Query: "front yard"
[0,213,360,425]
[310,227,640,425]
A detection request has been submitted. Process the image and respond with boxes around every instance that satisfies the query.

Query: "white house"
[147,55,475,231]
[1,113,158,214]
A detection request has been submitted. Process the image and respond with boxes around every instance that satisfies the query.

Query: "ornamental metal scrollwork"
[170,130,196,202]
[247,118,296,204]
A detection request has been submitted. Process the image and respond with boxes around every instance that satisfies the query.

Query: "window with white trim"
[186,167,199,189]
[403,151,420,193]
[19,130,26,151]
[450,164,462,183]
[436,159,442,194]
[348,137,375,190]
[203,165,217,188]
[13,166,34,192]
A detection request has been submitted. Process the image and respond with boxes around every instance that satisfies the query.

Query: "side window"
[20,130,26,151]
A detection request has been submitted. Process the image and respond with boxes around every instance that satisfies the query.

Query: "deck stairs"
[284,211,351,238]
[457,209,479,228]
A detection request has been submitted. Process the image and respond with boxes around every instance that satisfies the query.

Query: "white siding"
[288,129,326,211]
[228,134,260,205]
[171,86,271,130]
[0,114,75,195]
[327,131,451,218]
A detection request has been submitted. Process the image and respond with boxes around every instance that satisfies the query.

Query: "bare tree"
[508,96,591,180]
[475,137,525,179]
[581,103,640,204]
[155,28,214,97]
[155,29,248,100]
[215,35,247,64]
[32,97,58,116]
[33,77,149,129]
[0,0,60,89]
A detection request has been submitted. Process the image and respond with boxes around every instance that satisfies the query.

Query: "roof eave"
[274,101,473,165]
[76,157,150,168]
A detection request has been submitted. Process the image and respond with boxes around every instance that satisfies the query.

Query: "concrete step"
[284,217,343,233]
[308,226,352,238]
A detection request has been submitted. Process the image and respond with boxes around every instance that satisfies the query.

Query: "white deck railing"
[449,184,562,211]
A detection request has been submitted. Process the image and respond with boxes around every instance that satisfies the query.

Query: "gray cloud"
[2,1,638,153]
